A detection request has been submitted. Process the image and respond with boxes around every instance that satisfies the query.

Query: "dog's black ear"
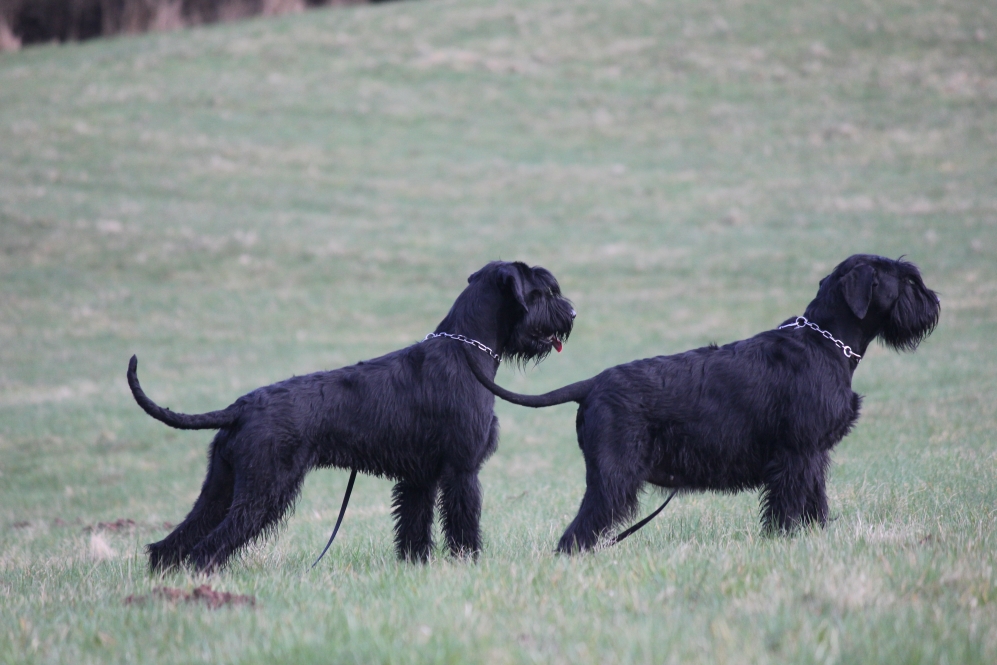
[840,264,876,319]
[497,264,528,312]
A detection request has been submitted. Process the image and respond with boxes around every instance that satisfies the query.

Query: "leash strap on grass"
[610,489,678,546]
[311,469,358,569]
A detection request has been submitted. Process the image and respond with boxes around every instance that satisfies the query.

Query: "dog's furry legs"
[187,469,305,572]
[148,439,235,571]
[556,464,642,553]
[438,467,482,558]
[801,451,830,527]
[761,449,824,532]
[392,480,438,562]
[557,408,644,553]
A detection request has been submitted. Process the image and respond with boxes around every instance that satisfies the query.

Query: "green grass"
[2,0,996,662]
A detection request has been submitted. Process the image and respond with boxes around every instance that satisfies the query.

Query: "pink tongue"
[552,339,563,352]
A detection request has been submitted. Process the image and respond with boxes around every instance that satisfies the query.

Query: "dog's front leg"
[439,467,482,559]
[762,450,812,533]
[391,479,437,562]
[800,451,830,527]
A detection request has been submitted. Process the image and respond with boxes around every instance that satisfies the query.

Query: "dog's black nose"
[571,309,577,320]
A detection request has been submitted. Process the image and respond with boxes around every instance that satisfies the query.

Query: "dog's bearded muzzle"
[881,268,940,352]
[505,296,575,365]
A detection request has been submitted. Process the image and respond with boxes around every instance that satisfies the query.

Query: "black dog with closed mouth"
[469,255,939,552]
[129,261,575,571]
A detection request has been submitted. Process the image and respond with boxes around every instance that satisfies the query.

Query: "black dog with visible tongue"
[129,261,575,571]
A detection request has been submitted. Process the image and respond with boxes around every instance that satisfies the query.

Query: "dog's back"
[579,331,861,493]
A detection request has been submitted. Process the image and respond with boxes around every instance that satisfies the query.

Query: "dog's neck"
[801,305,873,369]
[432,320,504,359]
[434,291,509,362]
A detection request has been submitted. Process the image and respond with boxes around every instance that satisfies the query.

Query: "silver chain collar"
[779,316,862,362]
[423,332,501,362]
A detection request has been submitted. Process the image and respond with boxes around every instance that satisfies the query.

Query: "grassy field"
[2,0,996,662]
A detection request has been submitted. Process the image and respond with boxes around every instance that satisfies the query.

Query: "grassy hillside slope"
[1,0,995,663]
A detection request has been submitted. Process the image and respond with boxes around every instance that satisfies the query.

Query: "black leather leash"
[308,468,673,558]
[609,489,678,545]
[311,469,358,569]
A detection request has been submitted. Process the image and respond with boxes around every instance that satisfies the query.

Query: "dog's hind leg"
[147,436,235,572]
[556,469,642,553]
[438,467,482,558]
[557,483,612,553]
[392,479,438,562]
[186,465,307,572]
[557,407,644,553]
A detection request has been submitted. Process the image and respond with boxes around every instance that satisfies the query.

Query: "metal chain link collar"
[424,332,501,362]
[778,316,862,362]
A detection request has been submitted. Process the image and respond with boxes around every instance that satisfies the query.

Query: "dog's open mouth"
[548,335,563,353]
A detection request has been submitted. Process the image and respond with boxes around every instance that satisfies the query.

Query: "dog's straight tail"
[127,355,238,430]
[464,347,594,407]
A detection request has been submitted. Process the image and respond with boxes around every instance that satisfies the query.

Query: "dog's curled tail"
[465,348,593,407]
[127,355,238,430]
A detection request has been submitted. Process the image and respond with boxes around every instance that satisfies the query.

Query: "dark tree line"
[0,0,385,50]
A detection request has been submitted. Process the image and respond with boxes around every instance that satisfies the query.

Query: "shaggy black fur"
[469,255,939,552]
[128,261,575,572]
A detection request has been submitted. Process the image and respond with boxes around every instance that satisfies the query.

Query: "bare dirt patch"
[124,585,256,609]
[84,518,136,533]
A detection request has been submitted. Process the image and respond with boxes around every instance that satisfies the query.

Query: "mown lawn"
[1,0,995,663]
